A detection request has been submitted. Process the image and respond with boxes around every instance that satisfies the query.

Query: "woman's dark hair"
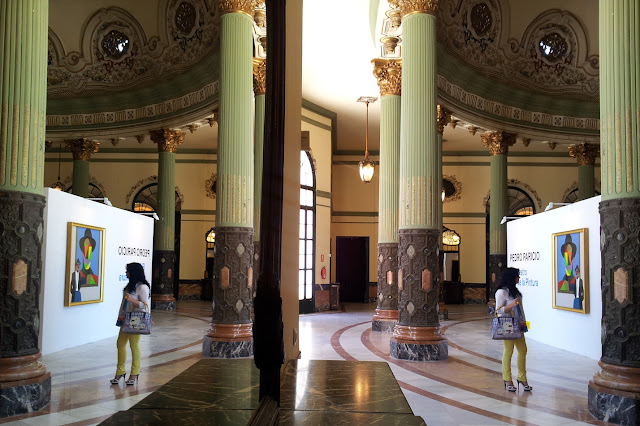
[498,267,522,298]
[124,262,150,293]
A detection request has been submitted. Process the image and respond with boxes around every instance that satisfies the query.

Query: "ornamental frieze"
[569,143,600,166]
[437,1,598,101]
[372,59,402,96]
[437,75,600,132]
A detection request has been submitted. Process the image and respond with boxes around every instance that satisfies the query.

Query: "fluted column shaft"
[390,2,447,361]
[65,139,99,198]
[149,129,184,311]
[0,0,51,417]
[482,131,515,297]
[589,1,640,423]
[204,5,256,359]
[372,58,401,332]
[569,143,599,201]
[253,57,266,289]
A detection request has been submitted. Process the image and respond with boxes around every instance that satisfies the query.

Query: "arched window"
[563,188,601,203]
[486,186,536,216]
[66,183,105,200]
[299,151,315,313]
[131,183,181,212]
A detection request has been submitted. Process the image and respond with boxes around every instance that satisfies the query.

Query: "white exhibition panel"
[40,189,154,355]
[507,196,602,360]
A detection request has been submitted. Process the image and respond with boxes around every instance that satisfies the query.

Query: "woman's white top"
[127,283,150,313]
[495,288,527,321]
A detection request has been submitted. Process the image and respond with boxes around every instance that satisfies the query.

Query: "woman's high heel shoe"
[517,380,532,391]
[110,374,125,385]
[125,374,139,386]
[503,380,517,392]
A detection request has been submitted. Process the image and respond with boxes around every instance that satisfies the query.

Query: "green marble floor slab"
[100,408,254,425]
[278,410,427,425]
[133,358,260,410]
[280,359,413,414]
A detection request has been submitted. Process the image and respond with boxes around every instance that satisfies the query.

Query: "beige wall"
[329,152,601,286]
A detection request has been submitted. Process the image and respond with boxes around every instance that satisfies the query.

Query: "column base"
[389,326,448,361]
[0,354,51,418]
[151,294,176,311]
[372,309,398,332]
[588,362,640,424]
[202,323,253,358]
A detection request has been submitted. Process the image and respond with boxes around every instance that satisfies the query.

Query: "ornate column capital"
[65,138,99,161]
[437,105,450,135]
[150,129,185,153]
[481,131,516,156]
[253,57,266,95]
[219,0,264,16]
[388,0,439,18]
[372,58,402,96]
[569,143,600,166]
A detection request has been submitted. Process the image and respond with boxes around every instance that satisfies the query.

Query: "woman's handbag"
[491,316,522,340]
[121,299,151,335]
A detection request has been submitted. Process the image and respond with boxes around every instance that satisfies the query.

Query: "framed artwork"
[65,223,106,306]
[552,228,589,313]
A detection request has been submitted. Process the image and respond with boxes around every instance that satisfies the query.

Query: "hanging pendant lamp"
[357,96,378,183]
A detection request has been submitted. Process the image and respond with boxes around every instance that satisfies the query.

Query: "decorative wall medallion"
[442,175,462,203]
[407,300,415,315]
[470,3,492,37]
[101,29,130,60]
[538,32,568,62]
[205,173,217,199]
[422,269,431,291]
[221,266,229,289]
[175,2,197,34]
[613,267,629,304]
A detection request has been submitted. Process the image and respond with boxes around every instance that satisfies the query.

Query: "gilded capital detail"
[150,129,185,153]
[569,143,600,166]
[481,131,516,156]
[219,0,263,16]
[389,0,439,18]
[65,138,100,161]
[372,59,402,96]
[437,105,450,135]
[253,58,266,95]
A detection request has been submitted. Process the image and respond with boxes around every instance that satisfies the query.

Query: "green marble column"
[389,0,447,361]
[371,59,401,333]
[589,1,640,422]
[149,129,184,311]
[0,0,51,417]
[481,131,515,299]
[203,1,257,359]
[65,139,99,198]
[568,143,599,201]
[253,57,266,289]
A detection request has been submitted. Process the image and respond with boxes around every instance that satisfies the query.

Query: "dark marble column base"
[151,294,176,311]
[588,383,640,425]
[389,339,448,361]
[372,319,398,333]
[202,337,253,358]
[0,373,51,418]
[488,254,507,297]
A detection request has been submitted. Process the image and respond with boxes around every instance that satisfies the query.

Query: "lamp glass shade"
[358,158,375,183]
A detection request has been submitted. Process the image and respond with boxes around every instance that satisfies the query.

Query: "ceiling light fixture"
[357,96,378,183]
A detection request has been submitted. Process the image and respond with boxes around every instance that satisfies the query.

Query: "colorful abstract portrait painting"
[552,228,589,313]
[65,223,106,306]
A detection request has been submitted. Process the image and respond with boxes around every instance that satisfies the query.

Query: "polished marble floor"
[1,301,608,425]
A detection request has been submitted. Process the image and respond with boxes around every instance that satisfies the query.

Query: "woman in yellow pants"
[111,262,150,386]
[495,267,532,392]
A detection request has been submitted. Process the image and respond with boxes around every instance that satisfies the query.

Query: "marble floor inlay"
[0,302,611,425]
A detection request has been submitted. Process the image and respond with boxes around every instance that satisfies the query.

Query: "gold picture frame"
[65,223,106,306]
[552,228,589,313]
